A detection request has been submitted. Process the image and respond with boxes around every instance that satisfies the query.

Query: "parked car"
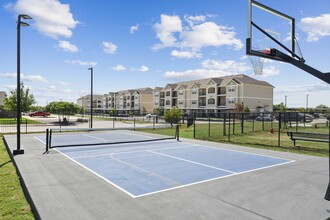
[146,114,158,119]
[278,112,313,123]
[255,114,274,121]
[28,111,50,117]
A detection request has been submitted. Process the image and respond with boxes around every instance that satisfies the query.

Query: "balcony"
[217,87,226,95]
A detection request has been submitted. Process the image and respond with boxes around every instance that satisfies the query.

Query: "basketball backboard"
[246,0,302,62]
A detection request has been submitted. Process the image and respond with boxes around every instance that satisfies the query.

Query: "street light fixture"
[88,67,93,129]
[14,14,32,155]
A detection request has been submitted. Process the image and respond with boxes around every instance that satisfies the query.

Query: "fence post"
[223,113,226,136]
[278,112,281,147]
[193,113,196,139]
[208,115,210,138]
[134,118,136,130]
[262,113,265,131]
[252,113,255,132]
[241,113,244,134]
[228,113,231,142]
[233,113,235,135]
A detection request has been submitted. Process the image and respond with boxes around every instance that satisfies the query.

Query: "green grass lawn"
[0,135,34,219]
[0,118,43,125]
[141,122,329,157]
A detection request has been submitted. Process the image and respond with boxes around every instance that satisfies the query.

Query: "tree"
[234,102,244,112]
[273,102,287,112]
[315,104,329,112]
[4,82,35,113]
[164,106,181,126]
[45,101,80,122]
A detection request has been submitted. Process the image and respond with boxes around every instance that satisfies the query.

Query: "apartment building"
[78,87,153,115]
[77,94,104,113]
[0,91,5,107]
[153,74,273,115]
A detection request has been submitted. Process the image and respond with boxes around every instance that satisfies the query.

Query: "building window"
[179,91,184,95]
[227,98,235,104]
[208,87,215,94]
[191,89,197,95]
[191,100,197,105]
[228,86,235,92]
[166,100,170,105]
[166,91,171,96]
[208,98,215,105]
[154,101,159,105]
[178,101,184,105]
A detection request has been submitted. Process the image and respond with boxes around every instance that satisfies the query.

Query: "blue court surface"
[36,130,294,198]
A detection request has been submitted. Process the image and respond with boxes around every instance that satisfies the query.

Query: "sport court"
[4,129,330,219]
[36,129,292,197]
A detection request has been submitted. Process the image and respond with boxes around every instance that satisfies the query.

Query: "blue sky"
[0,0,329,108]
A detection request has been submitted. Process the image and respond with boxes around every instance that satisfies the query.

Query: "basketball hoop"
[248,55,265,75]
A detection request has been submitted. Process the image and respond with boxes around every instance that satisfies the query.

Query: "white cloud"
[202,60,250,72]
[130,24,139,34]
[0,72,48,83]
[58,81,69,86]
[153,14,182,49]
[135,65,149,72]
[112,65,126,71]
[171,50,202,59]
[153,14,243,57]
[65,60,97,66]
[275,83,330,95]
[14,0,78,39]
[131,65,149,72]
[58,40,79,52]
[184,15,206,26]
[102,41,118,54]
[163,59,250,81]
[300,14,330,42]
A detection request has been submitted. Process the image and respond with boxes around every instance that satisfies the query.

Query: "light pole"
[14,14,32,155]
[284,95,287,107]
[88,67,93,129]
[306,94,309,110]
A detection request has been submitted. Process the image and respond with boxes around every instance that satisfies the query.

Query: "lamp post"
[14,14,32,155]
[88,67,93,129]
[284,95,287,107]
[306,94,309,110]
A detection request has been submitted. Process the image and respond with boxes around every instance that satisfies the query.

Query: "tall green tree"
[164,106,182,126]
[4,82,35,113]
[45,101,80,122]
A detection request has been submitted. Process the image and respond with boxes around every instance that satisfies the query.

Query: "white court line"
[52,148,137,198]
[134,159,295,198]
[147,150,236,174]
[34,136,46,144]
[109,154,180,186]
[71,144,193,160]
[37,135,296,198]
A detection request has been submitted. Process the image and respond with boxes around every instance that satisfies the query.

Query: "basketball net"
[248,55,264,75]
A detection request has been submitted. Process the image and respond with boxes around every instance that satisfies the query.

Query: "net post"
[46,128,49,152]
[49,129,52,149]
[176,125,180,141]
[153,117,155,130]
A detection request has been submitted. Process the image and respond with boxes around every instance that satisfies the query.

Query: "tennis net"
[45,125,180,151]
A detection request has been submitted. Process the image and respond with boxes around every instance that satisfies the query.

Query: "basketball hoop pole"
[325,119,330,201]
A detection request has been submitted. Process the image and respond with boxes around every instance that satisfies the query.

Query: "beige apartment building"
[0,91,5,107]
[77,94,104,113]
[78,87,153,115]
[153,74,273,115]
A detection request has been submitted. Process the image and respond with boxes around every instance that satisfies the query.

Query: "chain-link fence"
[191,112,329,155]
